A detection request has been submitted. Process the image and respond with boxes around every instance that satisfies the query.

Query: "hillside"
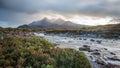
[78,24,120,38]
[40,23,120,39]
[2,23,120,39]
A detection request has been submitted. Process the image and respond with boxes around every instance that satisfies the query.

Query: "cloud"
[0,0,120,27]
[0,0,120,16]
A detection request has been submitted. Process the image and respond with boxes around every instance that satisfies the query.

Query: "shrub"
[0,37,91,68]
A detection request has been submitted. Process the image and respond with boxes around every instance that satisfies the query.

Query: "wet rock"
[106,63,120,68]
[83,45,90,48]
[79,38,82,40]
[94,49,100,52]
[90,39,95,42]
[110,52,116,55]
[79,45,91,52]
[96,40,102,44]
[89,49,100,52]
[92,52,101,56]
[89,56,93,60]
[79,47,90,51]
[104,48,108,50]
[108,56,120,61]
[95,58,107,65]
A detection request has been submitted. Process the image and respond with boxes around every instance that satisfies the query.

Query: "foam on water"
[35,33,120,67]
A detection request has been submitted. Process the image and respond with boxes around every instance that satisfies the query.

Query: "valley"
[0,0,120,68]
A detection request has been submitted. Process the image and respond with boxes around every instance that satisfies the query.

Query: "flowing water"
[35,33,120,68]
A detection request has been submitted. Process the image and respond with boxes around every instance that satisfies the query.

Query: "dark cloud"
[0,0,120,27]
[0,0,120,16]
[0,8,34,27]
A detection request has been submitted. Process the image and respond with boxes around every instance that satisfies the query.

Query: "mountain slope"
[18,18,85,28]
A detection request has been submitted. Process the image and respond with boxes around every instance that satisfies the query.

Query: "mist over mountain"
[18,18,86,28]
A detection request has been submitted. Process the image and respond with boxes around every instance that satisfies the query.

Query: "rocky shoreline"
[79,45,120,68]
[1,31,120,68]
[36,33,120,68]
[0,31,35,39]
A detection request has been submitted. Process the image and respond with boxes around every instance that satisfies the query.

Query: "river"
[34,33,120,68]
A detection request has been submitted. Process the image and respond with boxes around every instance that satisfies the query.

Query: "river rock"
[92,51,101,56]
[83,45,90,48]
[96,40,102,44]
[95,58,107,65]
[79,45,91,52]
[108,56,120,61]
[110,52,116,55]
[106,63,120,68]
[90,39,95,42]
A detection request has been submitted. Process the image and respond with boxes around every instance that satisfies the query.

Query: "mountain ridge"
[18,18,86,28]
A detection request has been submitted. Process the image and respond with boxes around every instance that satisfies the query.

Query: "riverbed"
[34,33,120,68]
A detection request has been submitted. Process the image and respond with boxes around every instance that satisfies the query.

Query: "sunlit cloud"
[0,0,120,27]
[68,15,113,25]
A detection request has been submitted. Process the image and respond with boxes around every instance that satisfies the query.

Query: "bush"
[0,37,91,68]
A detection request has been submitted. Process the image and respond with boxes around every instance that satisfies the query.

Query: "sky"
[0,0,120,27]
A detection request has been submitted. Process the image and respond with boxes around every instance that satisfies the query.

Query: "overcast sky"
[0,0,120,27]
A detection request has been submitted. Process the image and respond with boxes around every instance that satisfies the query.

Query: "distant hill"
[0,26,2,28]
[80,23,120,31]
[18,24,31,28]
[18,18,86,28]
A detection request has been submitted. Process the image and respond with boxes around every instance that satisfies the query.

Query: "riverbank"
[0,31,91,68]
[35,33,120,68]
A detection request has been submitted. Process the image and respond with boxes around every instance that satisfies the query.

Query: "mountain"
[18,18,85,28]
[18,24,31,28]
